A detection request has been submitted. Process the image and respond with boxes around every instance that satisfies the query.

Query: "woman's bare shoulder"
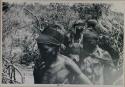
[58,54,74,64]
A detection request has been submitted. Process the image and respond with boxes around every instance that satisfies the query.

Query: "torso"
[37,55,70,84]
[79,47,106,84]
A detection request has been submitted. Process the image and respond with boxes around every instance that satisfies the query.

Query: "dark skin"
[82,36,97,54]
[38,43,59,64]
[33,43,92,84]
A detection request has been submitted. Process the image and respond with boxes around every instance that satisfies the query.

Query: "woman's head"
[83,31,98,49]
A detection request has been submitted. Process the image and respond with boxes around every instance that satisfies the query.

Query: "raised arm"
[64,56,93,84]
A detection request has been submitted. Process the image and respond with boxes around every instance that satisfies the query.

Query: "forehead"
[38,43,58,47]
[84,36,97,40]
[83,32,98,40]
[43,43,59,47]
[75,24,85,27]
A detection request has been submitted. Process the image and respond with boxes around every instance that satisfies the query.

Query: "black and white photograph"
[1,0,124,86]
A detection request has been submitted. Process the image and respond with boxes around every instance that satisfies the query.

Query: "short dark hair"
[36,24,65,46]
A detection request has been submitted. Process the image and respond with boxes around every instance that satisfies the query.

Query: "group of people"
[33,19,115,84]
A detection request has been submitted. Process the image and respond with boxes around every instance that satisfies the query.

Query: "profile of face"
[83,36,98,49]
[37,43,59,62]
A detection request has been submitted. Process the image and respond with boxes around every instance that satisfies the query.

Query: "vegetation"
[2,2,124,84]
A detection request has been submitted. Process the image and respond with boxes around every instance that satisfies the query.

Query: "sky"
[110,3,125,13]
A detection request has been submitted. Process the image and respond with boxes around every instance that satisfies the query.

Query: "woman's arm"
[65,56,93,84]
